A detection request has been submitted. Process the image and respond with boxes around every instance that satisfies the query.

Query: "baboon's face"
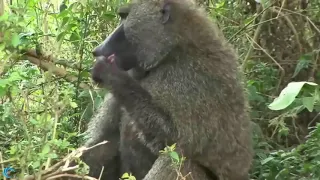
[92,0,180,71]
[123,1,179,70]
[92,15,138,71]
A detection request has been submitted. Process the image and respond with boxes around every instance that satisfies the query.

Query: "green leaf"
[11,33,21,47]
[268,81,318,110]
[103,12,116,20]
[70,101,78,108]
[292,54,311,78]
[29,118,39,125]
[0,13,9,21]
[70,32,81,41]
[61,17,70,28]
[41,144,51,155]
[32,161,41,169]
[56,31,67,42]
[0,86,6,97]
[121,173,129,178]
[302,97,315,112]
[0,79,9,88]
[0,43,5,51]
[261,157,274,165]
[169,151,180,163]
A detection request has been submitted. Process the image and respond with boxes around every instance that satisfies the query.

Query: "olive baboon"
[82,0,253,180]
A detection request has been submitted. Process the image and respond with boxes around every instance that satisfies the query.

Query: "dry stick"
[0,151,6,180]
[308,112,320,128]
[276,0,286,18]
[241,9,269,72]
[45,105,66,170]
[24,52,90,89]
[246,34,285,92]
[227,3,273,43]
[46,174,97,180]
[0,158,17,164]
[25,141,108,180]
[41,165,79,179]
[276,7,320,34]
[291,118,302,144]
[46,141,108,174]
[98,166,104,180]
[308,50,319,82]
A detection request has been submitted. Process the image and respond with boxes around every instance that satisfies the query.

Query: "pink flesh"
[107,54,115,63]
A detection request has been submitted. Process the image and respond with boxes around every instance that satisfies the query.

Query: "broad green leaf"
[11,33,21,47]
[67,23,78,31]
[61,17,70,28]
[29,118,39,125]
[169,151,180,163]
[0,86,6,97]
[32,161,41,169]
[41,144,51,155]
[292,54,311,78]
[70,32,81,41]
[261,157,274,165]
[0,79,9,87]
[268,81,318,110]
[0,13,9,21]
[57,31,67,42]
[70,101,78,108]
[302,97,315,112]
[0,43,5,51]
[121,173,129,178]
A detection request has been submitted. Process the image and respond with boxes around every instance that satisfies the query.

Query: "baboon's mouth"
[107,54,115,63]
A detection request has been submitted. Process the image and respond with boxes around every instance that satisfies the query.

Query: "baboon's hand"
[91,54,128,87]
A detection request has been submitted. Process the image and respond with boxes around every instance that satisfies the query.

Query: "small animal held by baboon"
[78,0,253,180]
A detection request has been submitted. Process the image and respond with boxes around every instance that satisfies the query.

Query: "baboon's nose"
[92,48,99,57]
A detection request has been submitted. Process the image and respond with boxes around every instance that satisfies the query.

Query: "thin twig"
[246,34,285,92]
[46,174,97,180]
[270,7,302,53]
[241,8,269,72]
[98,166,104,180]
[0,151,6,180]
[308,112,320,128]
[276,0,286,18]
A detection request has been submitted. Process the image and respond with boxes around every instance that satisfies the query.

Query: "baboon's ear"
[160,2,172,24]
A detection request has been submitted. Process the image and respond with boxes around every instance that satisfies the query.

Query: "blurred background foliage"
[0,0,319,179]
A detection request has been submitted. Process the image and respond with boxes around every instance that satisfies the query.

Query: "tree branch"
[23,50,90,89]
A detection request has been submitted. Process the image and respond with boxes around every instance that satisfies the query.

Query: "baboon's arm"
[111,78,177,153]
[92,58,177,154]
[84,93,121,147]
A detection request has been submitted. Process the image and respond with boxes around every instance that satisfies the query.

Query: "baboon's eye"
[160,3,171,24]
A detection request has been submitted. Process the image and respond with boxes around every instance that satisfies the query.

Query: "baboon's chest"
[120,107,145,142]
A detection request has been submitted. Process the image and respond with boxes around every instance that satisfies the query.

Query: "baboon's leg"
[119,113,157,180]
[213,155,251,180]
[81,140,121,179]
[78,93,122,179]
[142,156,216,180]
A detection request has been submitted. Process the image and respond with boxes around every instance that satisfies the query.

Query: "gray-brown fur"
[83,0,253,179]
